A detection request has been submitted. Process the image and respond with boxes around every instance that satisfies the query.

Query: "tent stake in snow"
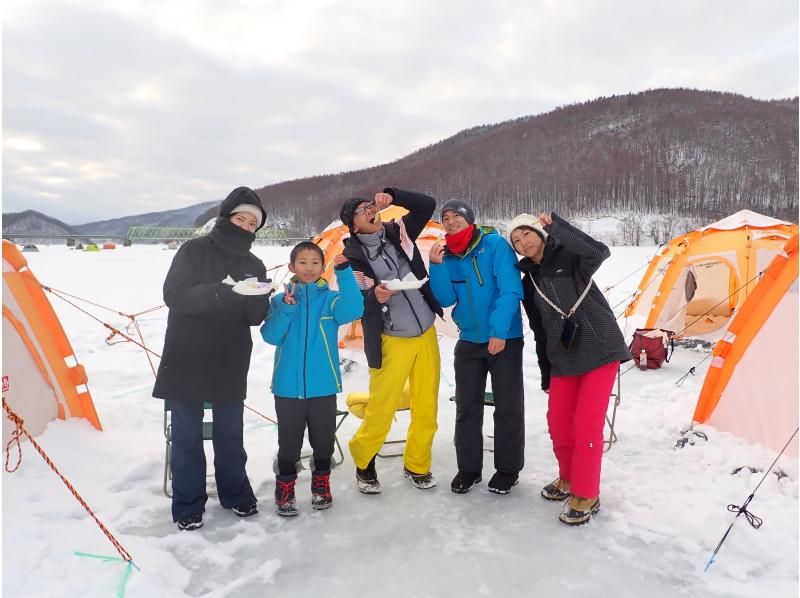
[705,426,798,571]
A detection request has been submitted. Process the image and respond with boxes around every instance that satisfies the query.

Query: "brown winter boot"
[541,477,571,501]
[559,495,600,526]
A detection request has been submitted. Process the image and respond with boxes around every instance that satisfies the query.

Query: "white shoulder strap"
[528,272,594,319]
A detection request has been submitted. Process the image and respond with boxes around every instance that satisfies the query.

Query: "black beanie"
[441,198,475,225]
[340,197,371,230]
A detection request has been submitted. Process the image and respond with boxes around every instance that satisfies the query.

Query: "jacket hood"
[219,187,268,231]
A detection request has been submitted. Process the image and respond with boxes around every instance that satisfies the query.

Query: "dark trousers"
[453,338,525,474]
[275,395,336,474]
[170,399,255,522]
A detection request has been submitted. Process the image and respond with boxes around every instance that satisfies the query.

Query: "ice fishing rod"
[704,426,799,571]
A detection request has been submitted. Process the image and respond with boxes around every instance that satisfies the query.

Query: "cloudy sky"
[3,0,798,224]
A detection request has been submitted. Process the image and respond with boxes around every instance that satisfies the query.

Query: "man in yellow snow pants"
[349,327,440,476]
[340,187,444,494]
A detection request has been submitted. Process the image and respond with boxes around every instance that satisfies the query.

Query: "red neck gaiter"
[445,224,476,255]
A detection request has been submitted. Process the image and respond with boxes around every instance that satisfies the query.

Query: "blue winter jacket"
[429,227,523,343]
[260,266,364,399]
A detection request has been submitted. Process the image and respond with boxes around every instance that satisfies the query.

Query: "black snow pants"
[274,395,337,475]
[453,338,525,474]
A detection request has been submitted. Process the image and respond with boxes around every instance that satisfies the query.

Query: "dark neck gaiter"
[208,217,255,257]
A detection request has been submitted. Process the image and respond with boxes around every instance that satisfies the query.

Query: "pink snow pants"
[547,361,619,499]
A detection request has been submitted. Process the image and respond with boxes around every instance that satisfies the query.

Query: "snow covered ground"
[3,243,798,597]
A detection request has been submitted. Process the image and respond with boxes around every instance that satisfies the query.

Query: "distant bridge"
[126,226,291,242]
[2,233,129,242]
[3,226,295,244]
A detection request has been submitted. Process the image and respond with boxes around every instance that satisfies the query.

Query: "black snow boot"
[488,471,519,495]
[356,456,381,495]
[275,474,299,517]
[450,471,482,494]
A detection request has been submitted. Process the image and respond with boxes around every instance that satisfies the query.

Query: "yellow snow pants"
[349,326,440,474]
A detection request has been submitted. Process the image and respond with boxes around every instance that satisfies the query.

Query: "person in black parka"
[153,186,271,530]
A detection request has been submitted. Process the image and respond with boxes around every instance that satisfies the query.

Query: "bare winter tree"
[207,89,797,239]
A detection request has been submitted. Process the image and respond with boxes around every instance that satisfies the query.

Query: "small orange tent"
[312,205,455,346]
[625,210,797,340]
[2,240,101,441]
[692,234,798,456]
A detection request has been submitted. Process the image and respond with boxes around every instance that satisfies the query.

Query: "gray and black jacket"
[342,188,443,369]
[518,213,631,378]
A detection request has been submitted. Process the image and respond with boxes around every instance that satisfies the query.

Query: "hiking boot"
[232,502,258,517]
[177,513,203,531]
[275,474,299,517]
[403,467,437,490]
[356,456,382,495]
[559,496,600,526]
[541,477,571,502]
[450,471,482,494]
[488,471,519,495]
[311,470,333,510]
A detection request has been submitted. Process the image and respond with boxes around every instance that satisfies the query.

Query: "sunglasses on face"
[354,203,378,217]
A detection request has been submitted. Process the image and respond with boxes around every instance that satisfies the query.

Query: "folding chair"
[603,369,622,452]
[163,400,213,498]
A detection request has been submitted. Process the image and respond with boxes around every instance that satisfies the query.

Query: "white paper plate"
[232,281,274,296]
[381,277,427,291]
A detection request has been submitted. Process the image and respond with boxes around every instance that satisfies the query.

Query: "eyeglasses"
[354,203,378,217]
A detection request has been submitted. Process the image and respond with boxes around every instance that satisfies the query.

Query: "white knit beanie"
[231,203,264,228]
[507,213,548,252]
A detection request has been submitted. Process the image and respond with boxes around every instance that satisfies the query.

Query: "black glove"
[214,283,238,310]
[242,292,271,325]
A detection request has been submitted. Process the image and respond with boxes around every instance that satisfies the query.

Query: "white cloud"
[2,0,797,223]
[5,137,44,151]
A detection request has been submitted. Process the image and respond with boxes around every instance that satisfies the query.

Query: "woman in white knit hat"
[154,186,270,531]
[508,212,631,525]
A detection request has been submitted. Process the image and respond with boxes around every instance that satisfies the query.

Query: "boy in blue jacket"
[429,199,525,495]
[261,242,364,516]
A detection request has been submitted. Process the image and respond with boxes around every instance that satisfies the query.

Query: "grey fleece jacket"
[355,229,435,337]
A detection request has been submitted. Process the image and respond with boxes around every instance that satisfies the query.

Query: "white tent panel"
[707,282,799,456]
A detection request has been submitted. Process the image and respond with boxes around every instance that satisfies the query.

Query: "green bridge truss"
[126,226,289,242]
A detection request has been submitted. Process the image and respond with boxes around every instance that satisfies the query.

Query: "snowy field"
[2,243,798,598]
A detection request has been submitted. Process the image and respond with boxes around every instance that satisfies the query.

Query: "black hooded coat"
[152,187,270,404]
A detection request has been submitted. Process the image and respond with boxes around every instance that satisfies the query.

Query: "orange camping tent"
[624,210,797,341]
[311,204,455,347]
[2,240,102,441]
[692,234,798,456]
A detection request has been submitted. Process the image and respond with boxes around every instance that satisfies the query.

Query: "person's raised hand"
[333,254,348,267]
[283,283,297,305]
[538,212,553,226]
[374,192,393,211]
[429,243,445,264]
